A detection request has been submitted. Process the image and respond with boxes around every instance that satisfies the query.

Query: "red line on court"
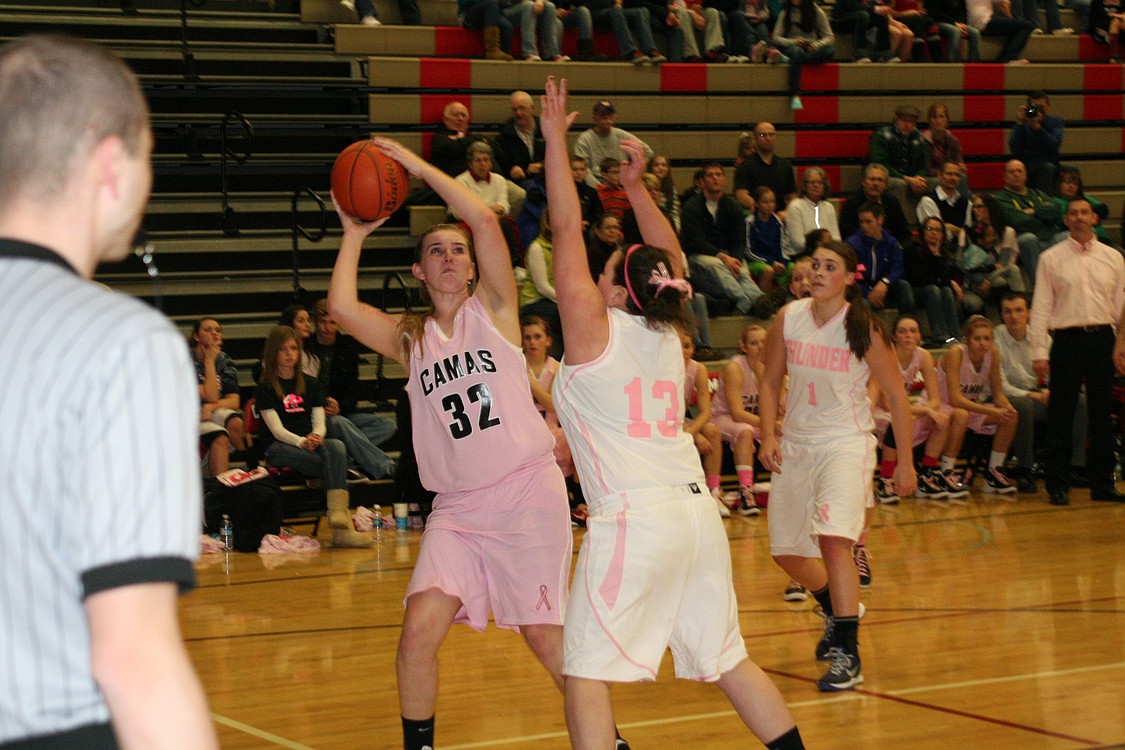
[763,667,1105,746]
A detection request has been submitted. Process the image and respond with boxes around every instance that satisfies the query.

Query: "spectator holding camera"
[1009,91,1064,193]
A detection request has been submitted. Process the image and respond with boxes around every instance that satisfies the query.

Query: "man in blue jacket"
[845,202,915,313]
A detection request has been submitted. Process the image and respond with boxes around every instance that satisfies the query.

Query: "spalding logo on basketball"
[331,140,410,222]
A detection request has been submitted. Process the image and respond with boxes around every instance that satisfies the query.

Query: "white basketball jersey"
[781,298,874,440]
[554,309,705,503]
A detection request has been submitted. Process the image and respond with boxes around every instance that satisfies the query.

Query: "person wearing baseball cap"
[867,103,930,212]
[573,100,654,188]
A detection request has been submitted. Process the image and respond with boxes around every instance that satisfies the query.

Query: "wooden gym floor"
[182,489,1125,749]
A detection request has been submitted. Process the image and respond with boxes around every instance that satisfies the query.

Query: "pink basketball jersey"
[710,353,759,420]
[533,356,561,428]
[555,310,705,502]
[683,358,699,409]
[405,296,554,493]
[938,343,993,405]
[781,298,874,440]
[899,345,927,404]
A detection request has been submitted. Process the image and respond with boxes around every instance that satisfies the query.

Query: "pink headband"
[622,245,692,312]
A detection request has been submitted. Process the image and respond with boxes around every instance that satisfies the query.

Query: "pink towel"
[258,534,321,553]
[200,535,225,554]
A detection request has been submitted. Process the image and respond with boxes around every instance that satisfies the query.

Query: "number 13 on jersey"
[624,377,680,438]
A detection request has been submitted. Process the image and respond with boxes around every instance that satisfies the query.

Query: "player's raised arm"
[541,77,609,365]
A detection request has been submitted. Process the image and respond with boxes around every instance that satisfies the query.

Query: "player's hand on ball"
[331,191,387,236]
[372,137,427,178]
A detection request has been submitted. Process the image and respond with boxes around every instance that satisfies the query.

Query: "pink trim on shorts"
[597,512,629,610]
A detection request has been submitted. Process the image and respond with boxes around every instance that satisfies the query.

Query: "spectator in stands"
[586,212,624,280]
[1013,0,1074,33]
[1090,0,1124,61]
[845,201,916,312]
[928,0,982,59]
[868,104,930,212]
[680,166,706,205]
[752,254,814,317]
[965,0,1035,62]
[431,102,486,178]
[905,216,963,344]
[458,0,516,60]
[621,172,671,244]
[682,162,764,314]
[769,0,836,110]
[961,193,1026,314]
[454,142,511,217]
[504,0,567,61]
[192,317,247,477]
[1031,197,1125,505]
[340,0,421,25]
[1010,91,1064,192]
[830,0,890,61]
[705,0,753,60]
[995,291,1087,493]
[573,100,654,186]
[596,157,631,218]
[921,102,969,187]
[1051,166,1117,248]
[648,154,681,231]
[733,121,799,214]
[519,209,565,357]
[992,158,1063,287]
[307,298,398,457]
[784,167,841,252]
[739,0,776,61]
[279,302,398,482]
[255,325,374,547]
[889,0,945,59]
[671,0,729,61]
[566,0,665,62]
[916,161,971,242]
[840,162,911,245]
[745,186,792,291]
[570,156,603,231]
[1069,0,1093,32]
[494,91,546,187]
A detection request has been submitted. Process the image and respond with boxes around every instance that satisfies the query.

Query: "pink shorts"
[966,409,998,436]
[711,415,761,445]
[405,455,572,632]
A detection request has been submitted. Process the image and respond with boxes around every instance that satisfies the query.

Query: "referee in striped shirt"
[0,37,218,749]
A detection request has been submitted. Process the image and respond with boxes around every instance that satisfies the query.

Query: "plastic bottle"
[220,514,233,551]
[372,504,382,542]
[394,502,409,531]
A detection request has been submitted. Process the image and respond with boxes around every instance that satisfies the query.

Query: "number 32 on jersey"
[441,383,501,439]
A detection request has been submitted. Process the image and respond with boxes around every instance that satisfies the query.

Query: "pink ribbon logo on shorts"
[535,585,551,611]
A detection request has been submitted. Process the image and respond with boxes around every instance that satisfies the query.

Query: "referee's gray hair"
[0,35,149,212]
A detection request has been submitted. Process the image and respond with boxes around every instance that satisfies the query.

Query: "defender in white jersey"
[541,77,805,750]
[329,138,571,750]
[758,240,917,692]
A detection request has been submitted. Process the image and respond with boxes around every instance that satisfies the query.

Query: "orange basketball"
[331,140,410,222]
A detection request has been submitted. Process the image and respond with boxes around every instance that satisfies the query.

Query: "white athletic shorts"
[563,484,749,683]
[768,433,876,557]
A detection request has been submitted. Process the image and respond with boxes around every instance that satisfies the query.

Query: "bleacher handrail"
[289,186,328,300]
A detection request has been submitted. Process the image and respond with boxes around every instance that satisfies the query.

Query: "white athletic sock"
[989,451,1006,470]
[940,456,956,472]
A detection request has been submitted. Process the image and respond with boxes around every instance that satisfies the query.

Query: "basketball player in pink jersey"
[675,326,729,518]
[711,324,770,516]
[872,315,968,502]
[936,315,1019,494]
[541,77,805,750]
[328,137,573,750]
[757,240,917,692]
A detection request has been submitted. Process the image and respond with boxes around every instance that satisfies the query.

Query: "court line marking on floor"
[762,668,1104,746]
[439,695,860,749]
[212,713,317,750]
[885,660,1125,696]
